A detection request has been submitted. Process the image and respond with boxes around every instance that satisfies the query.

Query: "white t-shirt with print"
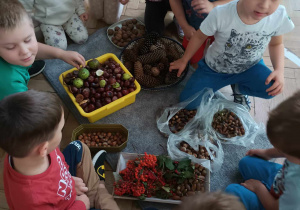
[200,0,294,74]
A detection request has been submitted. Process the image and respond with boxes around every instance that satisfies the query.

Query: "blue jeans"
[225,156,282,210]
[181,59,274,109]
[63,141,101,210]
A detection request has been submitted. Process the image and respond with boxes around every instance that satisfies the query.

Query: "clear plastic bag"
[204,97,264,147]
[156,88,214,137]
[167,131,224,172]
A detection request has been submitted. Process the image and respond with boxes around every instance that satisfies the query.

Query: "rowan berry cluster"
[114,153,165,198]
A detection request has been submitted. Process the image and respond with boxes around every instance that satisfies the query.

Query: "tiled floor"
[27,0,300,209]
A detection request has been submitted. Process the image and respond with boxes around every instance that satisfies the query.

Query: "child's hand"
[76,194,90,209]
[59,51,86,69]
[169,58,188,77]
[119,0,129,5]
[241,179,264,193]
[265,70,284,96]
[246,149,271,160]
[191,0,214,14]
[73,176,88,195]
[80,13,89,22]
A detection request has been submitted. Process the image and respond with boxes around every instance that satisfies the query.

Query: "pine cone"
[137,49,166,64]
[150,42,165,52]
[143,64,152,75]
[165,70,180,84]
[136,74,162,88]
[157,63,164,71]
[133,39,145,54]
[167,43,183,60]
[124,61,134,73]
[139,32,160,55]
[123,49,137,63]
[134,61,144,77]
[151,67,160,77]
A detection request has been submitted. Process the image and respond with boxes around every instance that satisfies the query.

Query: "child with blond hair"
[170,0,294,111]
[0,0,86,100]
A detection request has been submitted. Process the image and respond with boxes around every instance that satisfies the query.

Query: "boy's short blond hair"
[173,191,245,210]
[267,91,300,158]
[0,0,31,30]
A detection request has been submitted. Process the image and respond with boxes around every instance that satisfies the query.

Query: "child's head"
[0,0,38,67]
[267,91,300,159]
[0,90,64,158]
[238,0,280,22]
[173,191,245,210]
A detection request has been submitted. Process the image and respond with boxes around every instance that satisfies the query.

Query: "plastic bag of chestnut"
[167,132,224,172]
[205,97,264,147]
[156,88,214,137]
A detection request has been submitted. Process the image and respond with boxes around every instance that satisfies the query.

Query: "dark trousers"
[145,0,171,35]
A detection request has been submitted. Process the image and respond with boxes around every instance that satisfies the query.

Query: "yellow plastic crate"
[59,53,141,123]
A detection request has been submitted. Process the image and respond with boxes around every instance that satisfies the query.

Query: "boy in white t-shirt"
[170,0,294,111]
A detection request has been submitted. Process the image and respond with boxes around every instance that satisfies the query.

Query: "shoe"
[173,16,184,39]
[28,60,45,78]
[231,84,251,111]
[92,150,107,181]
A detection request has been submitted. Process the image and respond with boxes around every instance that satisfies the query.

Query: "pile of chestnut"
[63,58,137,113]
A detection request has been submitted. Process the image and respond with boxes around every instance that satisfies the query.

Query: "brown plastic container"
[71,124,128,153]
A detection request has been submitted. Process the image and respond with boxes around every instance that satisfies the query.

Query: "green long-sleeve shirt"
[0,58,30,100]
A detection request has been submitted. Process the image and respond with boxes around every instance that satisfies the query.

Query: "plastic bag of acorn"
[168,109,197,134]
[179,141,215,160]
[212,108,245,138]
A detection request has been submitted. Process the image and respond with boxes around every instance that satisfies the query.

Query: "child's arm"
[246,148,284,160]
[74,0,89,22]
[36,43,86,69]
[170,0,196,40]
[241,179,279,210]
[265,35,285,96]
[191,0,233,15]
[169,29,208,76]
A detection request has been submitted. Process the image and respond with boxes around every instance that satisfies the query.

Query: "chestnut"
[122,89,129,95]
[90,97,96,103]
[108,77,117,85]
[94,93,101,99]
[95,101,102,108]
[87,76,95,83]
[88,104,95,112]
[106,91,113,97]
[105,97,112,104]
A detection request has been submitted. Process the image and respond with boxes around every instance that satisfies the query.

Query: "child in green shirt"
[0,0,86,100]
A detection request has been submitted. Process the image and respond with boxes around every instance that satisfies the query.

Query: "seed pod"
[172,195,181,200]
[187,191,195,196]
[196,183,201,191]
[192,183,197,191]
